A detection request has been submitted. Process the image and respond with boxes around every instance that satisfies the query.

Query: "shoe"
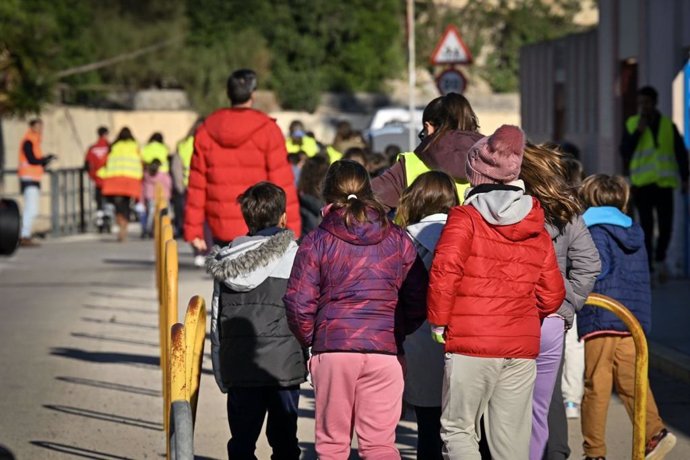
[645,429,676,459]
[565,401,580,419]
[19,238,41,248]
[193,255,206,268]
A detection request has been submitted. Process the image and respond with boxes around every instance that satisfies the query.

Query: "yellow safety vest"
[325,146,343,163]
[626,115,679,188]
[177,136,194,186]
[98,140,143,180]
[401,152,470,204]
[286,136,320,157]
[141,141,170,172]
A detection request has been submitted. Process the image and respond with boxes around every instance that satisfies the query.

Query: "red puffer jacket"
[428,198,565,359]
[184,108,301,242]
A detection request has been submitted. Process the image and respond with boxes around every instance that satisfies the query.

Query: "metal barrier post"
[50,171,60,237]
[586,293,648,460]
[183,296,206,423]
[158,221,173,433]
[168,323,192,460]
[163,231,178,438]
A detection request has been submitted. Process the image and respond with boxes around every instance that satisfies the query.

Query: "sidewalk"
[648,279,690,383]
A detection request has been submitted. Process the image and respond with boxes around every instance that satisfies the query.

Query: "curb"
[648,340,690,384]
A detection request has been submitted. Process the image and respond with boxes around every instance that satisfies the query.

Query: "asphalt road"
[0,233,688,459]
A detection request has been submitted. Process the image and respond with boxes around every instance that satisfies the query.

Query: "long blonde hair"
[520,143,583,232]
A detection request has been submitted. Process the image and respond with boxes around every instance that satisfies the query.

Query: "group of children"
[206,122,676,459]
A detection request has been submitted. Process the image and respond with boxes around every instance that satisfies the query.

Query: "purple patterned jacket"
[284,207,428,355]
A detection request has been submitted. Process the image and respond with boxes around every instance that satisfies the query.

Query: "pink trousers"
[310,352,404,460]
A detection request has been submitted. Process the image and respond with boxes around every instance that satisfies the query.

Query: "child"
[297,154,330,235]
[520,143,601,460]
[205,182,306,460]
[578,174,675,460]
[284,160,428,460]
[397,171,459,460]
[140,159,171,238]
[427,125,566,460]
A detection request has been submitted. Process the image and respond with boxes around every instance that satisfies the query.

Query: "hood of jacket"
[583,206,641,252]
[414,130,485,181]
[320,206,390,246]
[205,229,297,292]
[203,108,274,148]
[464,180,542,241]
[406,213,447,254]
[299,193,325,215]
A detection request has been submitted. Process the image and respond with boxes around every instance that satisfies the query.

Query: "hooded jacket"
[372,130,484,209]
[206,229,307,391]
[428,182,566,359]
[403,213,447,407]
[546,216,601,329]
[184,108,301,243]
[283,207,428,355]
[578,207,652,339]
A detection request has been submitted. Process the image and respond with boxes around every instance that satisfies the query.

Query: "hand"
[191,237,207,252]
[45,154,57,163]
[431,325,446,344]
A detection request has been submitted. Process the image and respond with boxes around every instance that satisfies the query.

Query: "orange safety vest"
[18,130,44,181]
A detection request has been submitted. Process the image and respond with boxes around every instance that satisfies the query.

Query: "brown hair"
[297,154,330,198]
[580,174,630,212]
[237,182,286,235]
[396,171,459,228]
[322,160,387,228]
[444,93,479,132]
[520,143,583,232]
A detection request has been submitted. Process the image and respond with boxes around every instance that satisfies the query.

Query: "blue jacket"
[577,207,651,339]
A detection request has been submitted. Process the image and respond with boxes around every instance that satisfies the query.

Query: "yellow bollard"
[183,296,207,423]
[163,235,179,437]
[585,293,648,460]
[168,322,186,460]
[158,221,174,370]
[154,201,166,298]
[158,216,172,305]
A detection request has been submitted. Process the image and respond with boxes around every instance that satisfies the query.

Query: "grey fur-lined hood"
[206,230,298,292]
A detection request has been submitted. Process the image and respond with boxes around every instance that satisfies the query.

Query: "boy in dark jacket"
[578,174,675,460]
[206,182,306,460]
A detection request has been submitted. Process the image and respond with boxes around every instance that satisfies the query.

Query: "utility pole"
[407,0,416,150]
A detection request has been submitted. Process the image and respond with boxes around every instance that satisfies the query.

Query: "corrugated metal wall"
[520,30,599,173]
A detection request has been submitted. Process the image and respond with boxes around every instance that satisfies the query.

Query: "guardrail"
[585,293,648,460]
[154,193,206,460]
[0,168,97,236]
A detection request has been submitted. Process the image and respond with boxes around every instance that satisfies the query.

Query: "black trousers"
[632,184,674,268]
[226,386,300,460]
[171,190,185,237]
[413,405,443,460]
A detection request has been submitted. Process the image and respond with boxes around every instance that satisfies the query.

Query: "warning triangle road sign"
[430,24,473,65]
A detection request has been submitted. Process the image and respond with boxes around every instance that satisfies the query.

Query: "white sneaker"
[565,401,580,419]
[194,255,206,268]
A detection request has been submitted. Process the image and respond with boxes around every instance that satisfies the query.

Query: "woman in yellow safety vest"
[372,93,483,210]
[99,127,143,242]
[141,132,170,172]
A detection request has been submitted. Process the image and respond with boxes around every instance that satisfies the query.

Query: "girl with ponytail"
[284,160,428,459]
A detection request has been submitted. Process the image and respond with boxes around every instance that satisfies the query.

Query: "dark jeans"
[226,386,300,460]
[632,184,674,268]
[413,405,443,460]
[171,190,185,238]
[545,338,570,460]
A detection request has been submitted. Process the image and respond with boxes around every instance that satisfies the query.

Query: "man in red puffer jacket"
[184,69,301,250]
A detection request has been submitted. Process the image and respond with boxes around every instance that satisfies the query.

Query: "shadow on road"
[81,317,158,330]
[55,376,161,397]
[42,404,163,431]
[30,440,132,459]
[650,369,690,439]
[71,332,159,348]
[102,258,155,267]
[88,292,156,302]
[51,347,159,367]
[83,304,156,315]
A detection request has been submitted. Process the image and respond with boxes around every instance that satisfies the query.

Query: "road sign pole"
[407,0,416,151]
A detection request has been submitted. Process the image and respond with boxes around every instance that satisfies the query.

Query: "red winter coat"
[184,108,301,242]
[85,138,109,188]
[428,197,565,359]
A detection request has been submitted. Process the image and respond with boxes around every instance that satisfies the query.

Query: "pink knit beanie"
[465,125,526,186]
